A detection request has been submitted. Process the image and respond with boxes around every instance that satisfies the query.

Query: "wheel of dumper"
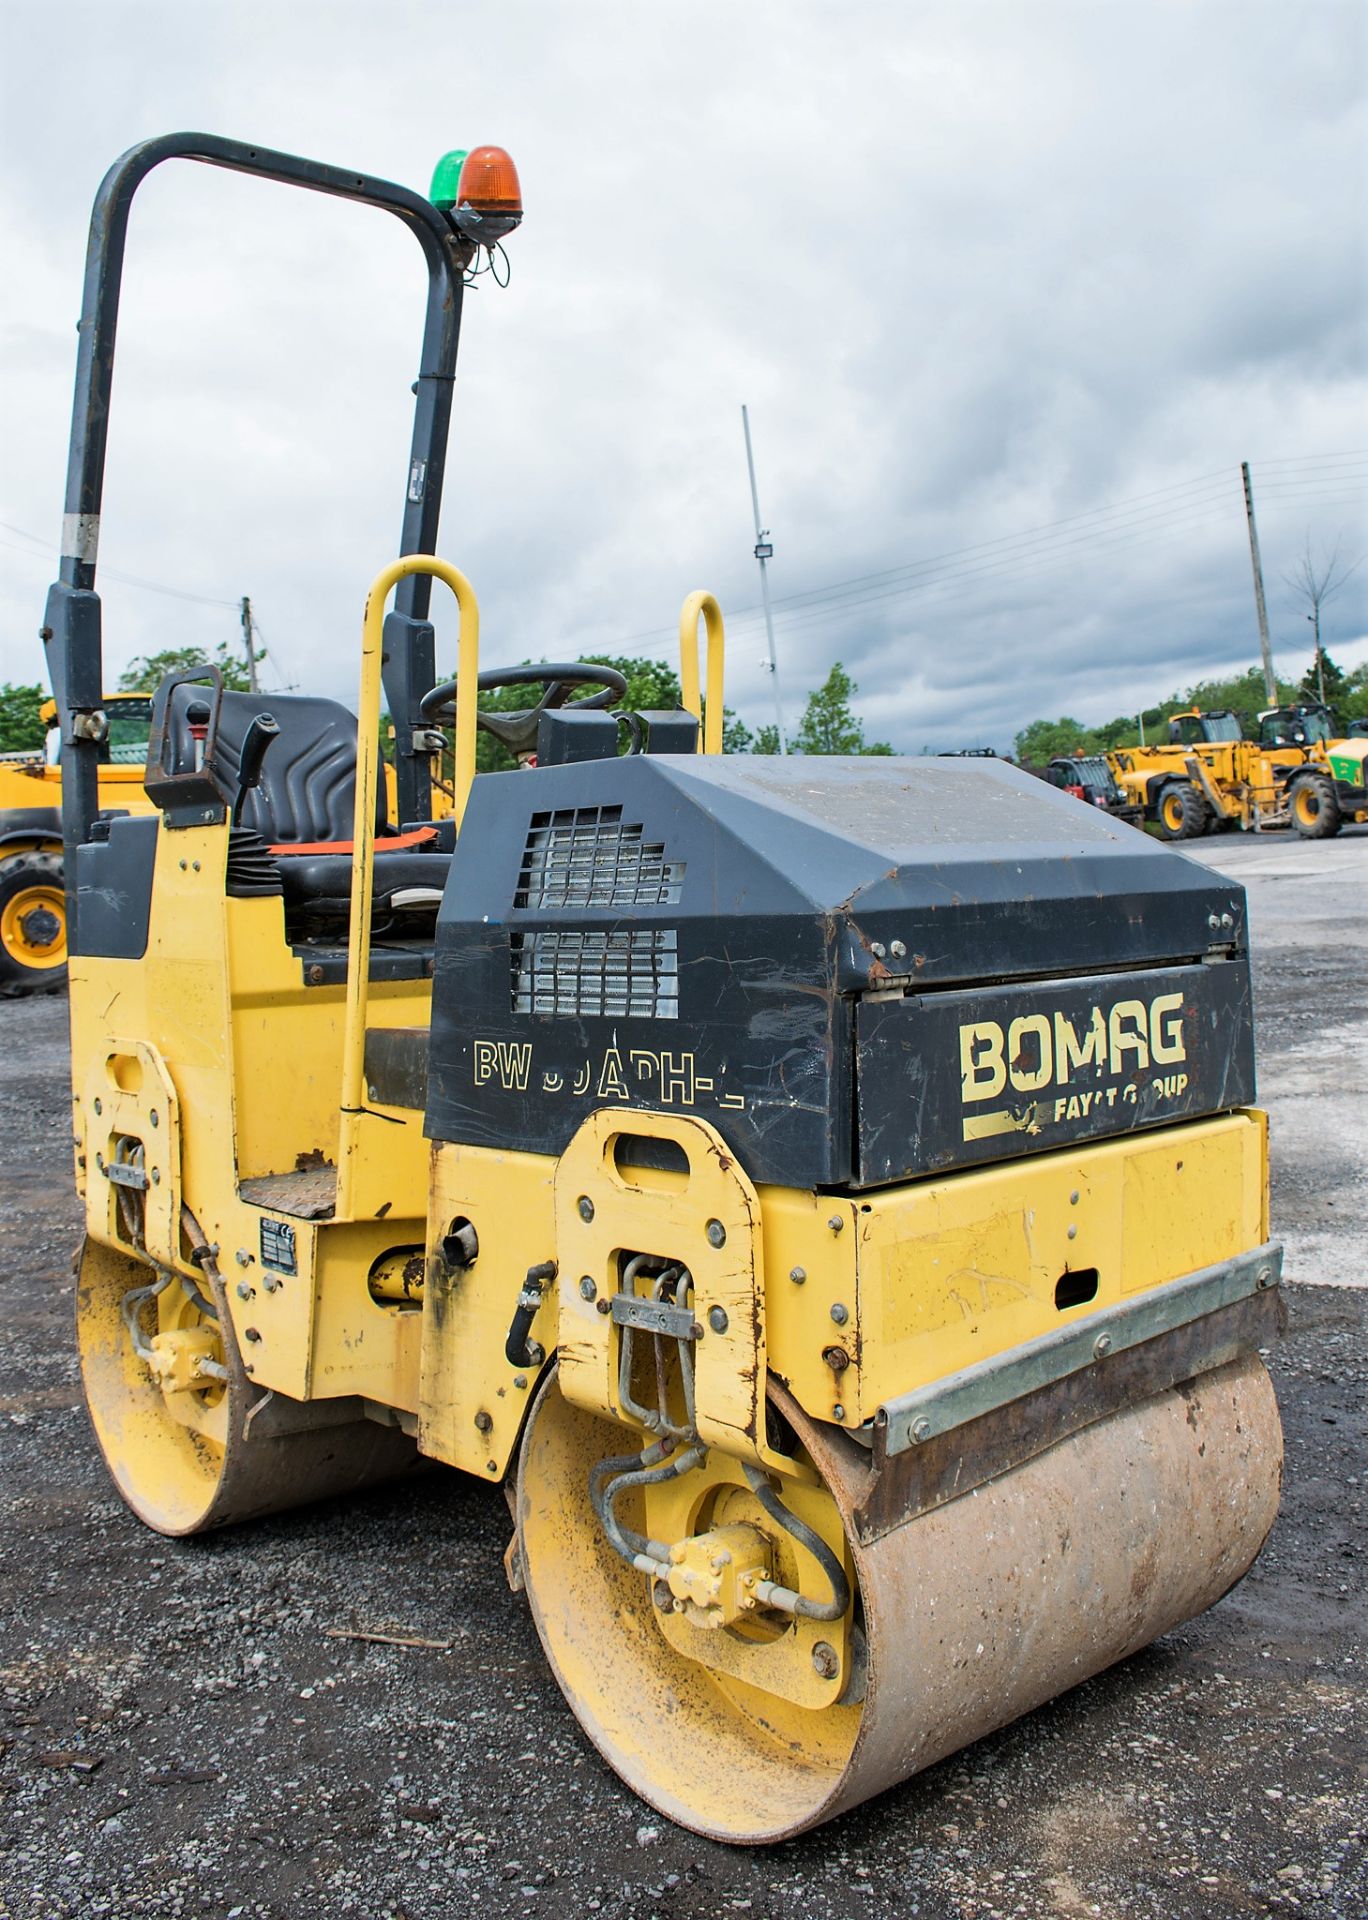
[1290,773,1341,840]
[515,1361,1282,1843]
[76,1234,419,1536]
[0,855,67,997]
[1157,783,1206,840]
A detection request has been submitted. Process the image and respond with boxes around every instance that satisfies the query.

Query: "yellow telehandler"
[1108,708,1289,837]
[1256,704,1368,838]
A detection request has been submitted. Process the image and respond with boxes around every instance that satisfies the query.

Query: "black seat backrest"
[161,684,382,844]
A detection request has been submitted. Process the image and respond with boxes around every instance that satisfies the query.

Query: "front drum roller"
[77,1235,419,1537]
[517,1359,1282,1843]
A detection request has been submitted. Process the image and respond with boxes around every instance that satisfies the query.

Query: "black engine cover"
[424,755,1254,1189]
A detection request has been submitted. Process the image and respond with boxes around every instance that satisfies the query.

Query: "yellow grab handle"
[678,590,726,757]
[338,553,478,1211]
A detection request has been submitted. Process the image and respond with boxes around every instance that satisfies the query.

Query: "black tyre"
[0,854,68,997]
[1156,783,1207,841]
[1290,774,1341,841]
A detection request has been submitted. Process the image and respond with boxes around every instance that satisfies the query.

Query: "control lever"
[231,712,280,825]
[185,700,212,772]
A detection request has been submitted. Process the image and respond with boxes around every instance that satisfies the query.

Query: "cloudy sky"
[1,1,1363,751]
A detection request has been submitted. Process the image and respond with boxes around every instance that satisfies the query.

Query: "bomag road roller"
[45,134,1284,1846]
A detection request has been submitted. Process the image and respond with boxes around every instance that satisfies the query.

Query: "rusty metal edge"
[874,1240,1281,1459]
[856,1281,1283,1544]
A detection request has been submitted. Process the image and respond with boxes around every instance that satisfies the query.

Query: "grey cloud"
[0,0,1363,753]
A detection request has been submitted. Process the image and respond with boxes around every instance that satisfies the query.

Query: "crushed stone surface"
[1,829,1364,1918]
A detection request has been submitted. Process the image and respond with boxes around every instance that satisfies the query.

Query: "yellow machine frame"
[72,560,1270,1455]
[67,555,1282,1844]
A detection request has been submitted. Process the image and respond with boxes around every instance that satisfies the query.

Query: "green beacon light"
[429,149,468,211]
[433,145,523,249]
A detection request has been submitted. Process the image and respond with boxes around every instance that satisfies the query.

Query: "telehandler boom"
[48,134,1283,1844]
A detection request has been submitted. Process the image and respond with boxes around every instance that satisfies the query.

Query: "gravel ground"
[0,831,1364,1920]
[1181,827,1368,1291]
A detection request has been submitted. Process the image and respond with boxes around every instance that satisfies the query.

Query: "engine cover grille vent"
[515,806,684,910]
[512,927,679,1019]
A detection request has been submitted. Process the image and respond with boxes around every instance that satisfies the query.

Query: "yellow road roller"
[45,134,1282,1845]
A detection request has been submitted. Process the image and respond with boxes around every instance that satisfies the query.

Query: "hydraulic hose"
[741,1461,851,1623]
[506,1261,556,1368]
[593,1444,704,1572]
[119,1267,177,1360]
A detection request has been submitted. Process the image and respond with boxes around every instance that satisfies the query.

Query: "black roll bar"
[44,131,469,942]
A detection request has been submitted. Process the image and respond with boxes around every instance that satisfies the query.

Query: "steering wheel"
[419,662,629,758]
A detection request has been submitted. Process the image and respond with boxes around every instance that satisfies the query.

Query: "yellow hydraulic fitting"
[145,1327,221,1394]
[664,1524,772,1629]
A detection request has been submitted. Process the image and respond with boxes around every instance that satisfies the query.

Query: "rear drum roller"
[516,1361,1282,1843]
[77,1235,419,1536]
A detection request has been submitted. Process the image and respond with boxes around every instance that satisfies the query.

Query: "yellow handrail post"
[336,552,479,1218]
[678,591,726,756]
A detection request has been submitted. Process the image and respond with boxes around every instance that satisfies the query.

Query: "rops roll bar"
[679,590,726,756]
[44,132,470,942]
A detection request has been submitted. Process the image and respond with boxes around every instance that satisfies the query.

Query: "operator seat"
[161,684,382,842]
[160,684,452,921]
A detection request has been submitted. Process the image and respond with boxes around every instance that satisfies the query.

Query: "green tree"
[1177,666,1296,733]
[1340,661,1368,725]
[0,682,47,753]
[1299,647,1348,707]
[752,722,782,756]
[793,663,892,755]
[1013,716,1093,764]
[118,640,260,694]
[1015,663,1311,763]
[1092,712,1151,752]
[584,654,681,713]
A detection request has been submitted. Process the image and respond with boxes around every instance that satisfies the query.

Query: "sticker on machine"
[854,961,1256,1182]
[260,1217,297,1275]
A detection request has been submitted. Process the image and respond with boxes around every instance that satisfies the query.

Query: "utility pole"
[741,406,787,754]
[1307,611,1326,706]
[239,595,261,696]
[1240,463,1277,706]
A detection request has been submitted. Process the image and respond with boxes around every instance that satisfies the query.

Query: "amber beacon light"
[434,143,523,251]
[457,145,522,216]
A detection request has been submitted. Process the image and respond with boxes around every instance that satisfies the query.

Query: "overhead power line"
[731,499,1247,651]
[1253,449,1367,469]
[590,454,1368,660]
[0,518,240,609]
